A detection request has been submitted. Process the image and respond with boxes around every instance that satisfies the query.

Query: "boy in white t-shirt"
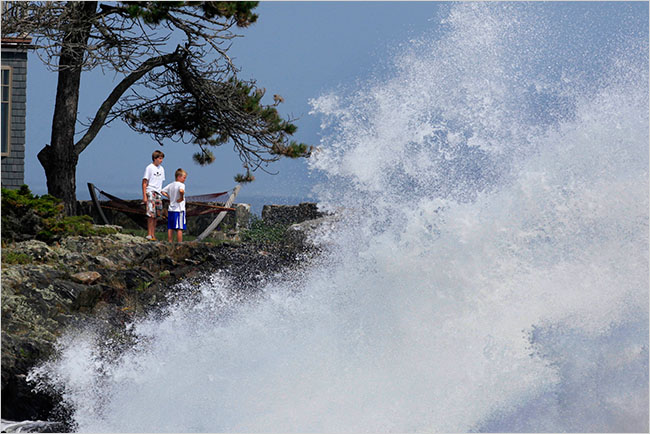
[142,150,165,241]
[161,168,187,243]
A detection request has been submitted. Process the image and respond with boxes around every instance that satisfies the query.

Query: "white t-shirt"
[143,163,165,193]
[162,181,186,212]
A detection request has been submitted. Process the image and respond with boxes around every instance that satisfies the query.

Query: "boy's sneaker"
[145,235,157,241]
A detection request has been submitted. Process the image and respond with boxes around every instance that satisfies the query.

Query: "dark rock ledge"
[1,231,317,427]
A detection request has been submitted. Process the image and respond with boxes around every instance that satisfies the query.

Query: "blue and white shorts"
[167,211,186,230]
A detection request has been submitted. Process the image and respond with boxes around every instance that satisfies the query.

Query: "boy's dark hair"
[152,150,165,161]
[175,168,187,179]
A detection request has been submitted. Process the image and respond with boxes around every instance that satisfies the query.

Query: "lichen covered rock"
[1,231,316,424]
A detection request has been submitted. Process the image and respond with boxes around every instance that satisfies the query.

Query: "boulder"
[70,271,101,285]
[262,202,324,226]
[1,207,44,243]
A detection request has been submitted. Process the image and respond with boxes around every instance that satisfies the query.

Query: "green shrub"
[37,215,117,242]
[2,185,119,243]
[1,185,63,218]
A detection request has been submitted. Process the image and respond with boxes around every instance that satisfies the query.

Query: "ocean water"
[29,3,648,432]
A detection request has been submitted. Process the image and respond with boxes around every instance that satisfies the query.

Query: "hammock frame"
[87,183,238,233]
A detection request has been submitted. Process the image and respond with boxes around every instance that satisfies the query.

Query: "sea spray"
[30,3,648,432]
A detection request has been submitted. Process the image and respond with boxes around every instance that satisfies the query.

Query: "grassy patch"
[134,280,153,292]
[2,251,32,265]
[240,216,288,244]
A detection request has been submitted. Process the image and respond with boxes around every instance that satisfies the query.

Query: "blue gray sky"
[22,2,648,208]
[24,2,445,205]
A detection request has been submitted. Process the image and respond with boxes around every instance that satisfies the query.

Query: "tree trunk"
[39,1,96,216]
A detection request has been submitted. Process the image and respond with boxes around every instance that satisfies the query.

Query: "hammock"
[87,182,236,229]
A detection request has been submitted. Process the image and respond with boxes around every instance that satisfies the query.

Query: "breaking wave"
[31,3,648,432]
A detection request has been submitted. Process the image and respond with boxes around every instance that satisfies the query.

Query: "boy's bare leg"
[147,217,156,238]
[177,230,183,243]
[168,229,173,243]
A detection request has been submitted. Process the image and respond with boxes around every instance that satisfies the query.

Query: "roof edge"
[1,36,33,45]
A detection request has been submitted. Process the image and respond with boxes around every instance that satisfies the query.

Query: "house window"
[1,66,11,156]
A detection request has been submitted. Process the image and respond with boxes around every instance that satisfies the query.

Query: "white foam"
[31,3,648,432]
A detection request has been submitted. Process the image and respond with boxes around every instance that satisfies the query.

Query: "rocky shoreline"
[1,211,327,430]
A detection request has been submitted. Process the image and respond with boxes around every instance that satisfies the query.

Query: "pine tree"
[2,1,311,214]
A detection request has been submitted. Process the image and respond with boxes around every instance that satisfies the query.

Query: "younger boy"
[142,150,165,241]
[161,168,187,243]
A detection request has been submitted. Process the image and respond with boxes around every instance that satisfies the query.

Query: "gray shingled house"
[1,36,32,190]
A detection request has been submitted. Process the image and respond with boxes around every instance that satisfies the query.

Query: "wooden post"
[196,184,241,241]
[87,182,110,225]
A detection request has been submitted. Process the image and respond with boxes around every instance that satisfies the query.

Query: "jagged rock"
[9,241,58,263]
[70,271,101,285]
[262,202,324,226]
[92,255,116,268]
[0,207,44,243]
[72,285,104,311]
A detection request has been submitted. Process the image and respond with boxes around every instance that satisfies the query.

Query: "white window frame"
[1,65,12,157]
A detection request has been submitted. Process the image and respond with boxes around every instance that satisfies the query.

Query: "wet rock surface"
[1,231,317,426]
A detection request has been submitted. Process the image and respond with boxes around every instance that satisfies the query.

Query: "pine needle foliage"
[0,1,308,214]
[124,56,313,172]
